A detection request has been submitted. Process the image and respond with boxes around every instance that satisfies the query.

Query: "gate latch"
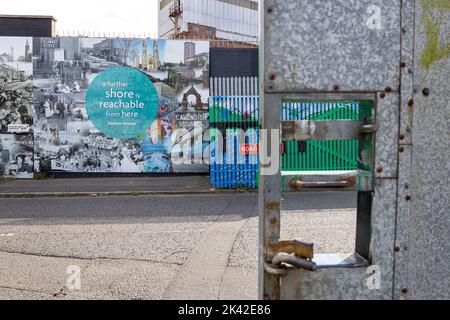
[266,240,318,275]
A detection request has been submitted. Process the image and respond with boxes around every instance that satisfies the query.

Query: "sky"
[1,0,159,37]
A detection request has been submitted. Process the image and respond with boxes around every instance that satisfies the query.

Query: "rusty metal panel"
[374,92,400,178]
[279,178,397,300]
[258,93,282,300]
[282,170,373,192]
[282,120,364,141]
[263,0,402,92]
[280,268,386,300]
[399,0,416,145]
[405,0,450,300]
[393,144,412,300]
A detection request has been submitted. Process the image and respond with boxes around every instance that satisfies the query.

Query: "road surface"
[0,192,356,300]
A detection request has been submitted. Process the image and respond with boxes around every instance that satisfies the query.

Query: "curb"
[0,190,256,199]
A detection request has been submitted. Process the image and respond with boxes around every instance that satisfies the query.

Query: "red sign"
[240,144,259,155]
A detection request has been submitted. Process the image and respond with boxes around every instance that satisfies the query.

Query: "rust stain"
[266,202,280,211]
[346,176,357,188]
[268,240,315,260]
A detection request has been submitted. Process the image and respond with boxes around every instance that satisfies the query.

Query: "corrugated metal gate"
[210,77,259,189]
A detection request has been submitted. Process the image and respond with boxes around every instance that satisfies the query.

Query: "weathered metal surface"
[399,0,416,145]
[261,0,450,301]
[369,179,398,295]
[405,0,450,300]
[258,92,282,300]
[280,268,385,300]
[268,240,314,260]
[279,179,397,300]
[374,92,400,178]
[313,253,369,269]
[263,0,401,92]
[282,120,364,141]
[393,144,412,300]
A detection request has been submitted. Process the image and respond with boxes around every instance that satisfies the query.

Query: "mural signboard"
[0,36,211,177]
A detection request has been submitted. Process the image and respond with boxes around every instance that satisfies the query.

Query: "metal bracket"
[282,120,367,141]
[272,253,318,272]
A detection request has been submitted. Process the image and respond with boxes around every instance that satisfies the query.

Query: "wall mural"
[0,37,210,177]
[0,37,33,135]
[0,134,34,179]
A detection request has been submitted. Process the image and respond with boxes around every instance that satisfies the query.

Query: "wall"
[0,36,211,177]
[210,48,258,78]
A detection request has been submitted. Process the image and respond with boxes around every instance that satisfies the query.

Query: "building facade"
[158,0,259,43]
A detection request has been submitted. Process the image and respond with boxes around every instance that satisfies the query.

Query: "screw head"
[423,88,430,96]
[268,73,276,81]
[400,61,407,68]
[408,99,414,107]
[394,246,401,252]
[405,195,412,201]
[385,87,393,93]
[267,7,273,13]
[380,92,386,99]
[401,288,408,295]
[399,147,405,153]
[400,134,406,140]
[333,85,340,91]
[376,167,383,174]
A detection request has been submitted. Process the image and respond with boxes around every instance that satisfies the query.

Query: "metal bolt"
[267,7,273,13]
[399,147,405,153]
[423,88,430,96]
[380,92,386,99]
[401,288,408,295]
[394,246,401,252]
[405,195,411,201]
[399,134,406,140]
[385,87,393,93]
[400,61,407,68]
[408,99,414,107]
[269,73,276,81]
[376,167,383,174]
[333,85,340,91]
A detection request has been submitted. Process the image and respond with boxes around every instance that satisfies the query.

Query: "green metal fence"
[281,101,362,172]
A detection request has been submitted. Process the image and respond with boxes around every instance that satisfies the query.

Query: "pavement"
[0,192,357,300]
[0,175,228,198]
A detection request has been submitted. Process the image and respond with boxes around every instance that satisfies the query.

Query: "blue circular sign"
[86,67,159,139]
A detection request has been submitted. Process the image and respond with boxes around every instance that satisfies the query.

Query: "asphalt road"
[0,192,356,300]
